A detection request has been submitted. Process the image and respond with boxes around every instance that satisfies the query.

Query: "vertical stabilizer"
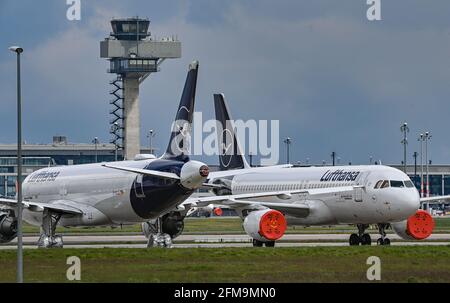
[163,61,199,162]
[214,93,251,170]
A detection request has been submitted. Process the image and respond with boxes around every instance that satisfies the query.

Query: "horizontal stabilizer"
[0,198,83,215]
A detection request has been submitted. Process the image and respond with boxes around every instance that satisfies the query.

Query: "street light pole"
[9,45,24,283]
[425,132,432,197]
[400,122,409,173]
[283,137,292,164]
[331,151,336,166]
[92,137,99,163]
[418,134,424,197]
[413,151,418,182]
[147,129,155,154]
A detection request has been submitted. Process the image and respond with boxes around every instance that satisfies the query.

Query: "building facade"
[0,136,153,197]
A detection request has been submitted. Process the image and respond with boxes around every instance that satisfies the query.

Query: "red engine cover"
[213,207,223,216]
[406,210,435,240]
[259,210,287,241]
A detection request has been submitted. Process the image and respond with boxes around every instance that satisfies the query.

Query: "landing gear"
[376,224,391,246]
[349,224,371,246]
[252,239,264,247]
[349,233,361,245]
[37,209,63,248]
[252,239,275,247]
[144,218,172,248]
[361,234,372,245]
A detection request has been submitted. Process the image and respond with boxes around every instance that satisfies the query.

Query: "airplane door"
[134,175,146,198]
[59,182,67,197]
[354,187,363,202]
[353,172,368,202]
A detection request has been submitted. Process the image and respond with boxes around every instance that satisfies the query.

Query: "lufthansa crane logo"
[220,128,234,168]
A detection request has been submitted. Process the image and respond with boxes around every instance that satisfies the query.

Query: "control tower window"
[121,23,137,33]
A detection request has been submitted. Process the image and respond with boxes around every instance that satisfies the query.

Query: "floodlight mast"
[9,45,24,283]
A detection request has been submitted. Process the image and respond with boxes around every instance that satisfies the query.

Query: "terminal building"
[1,141,449,211]
[0,136,153,197]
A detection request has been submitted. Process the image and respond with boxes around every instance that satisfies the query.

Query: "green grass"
[0,246,449,282]
[21,216,450,235]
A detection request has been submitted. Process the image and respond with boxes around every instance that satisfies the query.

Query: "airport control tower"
[100,17,181,160]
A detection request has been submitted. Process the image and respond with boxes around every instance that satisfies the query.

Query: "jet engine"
[199,204,223,217]
[243,209,287,242]
[391,209,435,240]
[180,160,209,190]
[0,213,17,243]
[213,207,223,216]
[141,212,185,239]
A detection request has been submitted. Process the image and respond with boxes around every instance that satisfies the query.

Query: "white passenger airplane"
[0,61,290,248]
[175,94,447,247]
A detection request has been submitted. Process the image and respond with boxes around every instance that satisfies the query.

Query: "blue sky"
[1,0,450,165]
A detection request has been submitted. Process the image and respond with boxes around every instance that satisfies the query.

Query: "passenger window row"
[234,182,353,192]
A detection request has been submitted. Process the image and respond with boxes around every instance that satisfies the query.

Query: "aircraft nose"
[405,189,421,213]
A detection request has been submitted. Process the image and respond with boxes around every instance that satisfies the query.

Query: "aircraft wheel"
[349,233,360,246]
[383,238,391,245]
[361,233,371,245]
[265,241,276,247]
[53,236,64,248]
[377,238,384,245]
[252,239,264,247]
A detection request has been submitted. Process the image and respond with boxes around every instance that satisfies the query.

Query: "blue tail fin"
[163,61,199,162]
[214,93,250,170]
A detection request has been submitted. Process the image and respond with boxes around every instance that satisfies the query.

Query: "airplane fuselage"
[212,165,420,225]
[22,159,193,227]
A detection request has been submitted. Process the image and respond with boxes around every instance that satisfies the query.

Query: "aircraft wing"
[101,164,180,180]
[183,186,354,217]
[420,195,450,203]
[226,199,310,217]
[0,197,83,215]
[186,186,353,205]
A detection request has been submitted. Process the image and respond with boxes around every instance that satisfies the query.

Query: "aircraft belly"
[95,192,142,224]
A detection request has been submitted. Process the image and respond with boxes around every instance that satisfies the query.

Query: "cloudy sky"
[1,0,450,166]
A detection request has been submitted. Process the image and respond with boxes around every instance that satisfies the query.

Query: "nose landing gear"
[349,224,372,246]
[376,223,391,245]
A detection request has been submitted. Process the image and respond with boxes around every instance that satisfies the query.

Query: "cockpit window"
[374,180,383,189]
[380,180,389,188]
[404,180,414,188]
[390,180,405,188]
